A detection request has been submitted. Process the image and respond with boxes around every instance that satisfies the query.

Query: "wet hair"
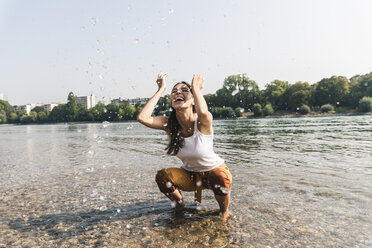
[165,82,195,155]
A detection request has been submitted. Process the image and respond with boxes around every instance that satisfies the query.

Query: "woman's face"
[170,83,194,110]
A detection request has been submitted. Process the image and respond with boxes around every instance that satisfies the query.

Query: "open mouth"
[174,96,184,102]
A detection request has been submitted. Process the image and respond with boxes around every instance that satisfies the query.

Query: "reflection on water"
[0,116,371,247]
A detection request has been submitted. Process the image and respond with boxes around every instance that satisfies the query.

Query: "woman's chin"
[171,104,190,111]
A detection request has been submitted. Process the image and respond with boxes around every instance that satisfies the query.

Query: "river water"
[0,116,371,247]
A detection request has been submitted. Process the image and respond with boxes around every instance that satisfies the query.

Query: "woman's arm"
[191,74,213,134]
[137,72,168,130]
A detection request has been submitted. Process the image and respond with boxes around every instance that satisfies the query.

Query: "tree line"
[1,72,372,124]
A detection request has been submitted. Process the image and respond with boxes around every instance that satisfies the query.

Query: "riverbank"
[241,110,372,119]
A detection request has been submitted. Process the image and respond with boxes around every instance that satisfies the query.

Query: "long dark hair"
[165,82,195,155]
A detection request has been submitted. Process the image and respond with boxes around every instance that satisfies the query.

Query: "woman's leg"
[208,164,232,220]
[155,168,195,209]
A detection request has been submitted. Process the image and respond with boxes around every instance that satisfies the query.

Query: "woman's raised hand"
[156,72,168,91]
[191,74,204,90]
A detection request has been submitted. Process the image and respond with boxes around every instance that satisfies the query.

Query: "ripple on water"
[0,116,371,247]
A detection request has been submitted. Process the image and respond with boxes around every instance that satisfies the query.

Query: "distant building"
[42,103,59,112]
[18,104,36,115]
[0,93,7,101]
[111,97,150,106]
[76,95,96,109]
[111,97,125,104]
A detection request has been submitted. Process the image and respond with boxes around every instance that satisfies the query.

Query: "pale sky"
[1,0,371,105]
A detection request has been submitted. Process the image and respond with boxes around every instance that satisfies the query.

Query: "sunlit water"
[0,116,371,247]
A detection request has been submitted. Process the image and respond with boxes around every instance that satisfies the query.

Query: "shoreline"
[1,112,371,127]
[240,110,372,119]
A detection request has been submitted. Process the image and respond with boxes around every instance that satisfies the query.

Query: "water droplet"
[240,108,244,113]
[214,184,220,188]
[196,180,202,187]
[83,198,87,203]
[99,196,105,201]
[87,150,94,155]
[297,107,299,110]
[232,89,239,96]
[163,123,168,127]
[90,17,97,26]
[112,179,116,184]
[154,223,159,226]
[169,108,173,112]
[126,224,131,229]
[220,187,230,194]
[336,102,339,105]
[170,202,176,208]
[166,181,172,188]
[102,121,111,128]
[99,206,107,211]
[117,209,121,213]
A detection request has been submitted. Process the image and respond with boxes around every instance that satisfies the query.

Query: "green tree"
[299,105,310,115]
[216,74,261,109]
[65,92,79,122]
[32,106,45,113]
[252,103,262,116]
[133,102,143,119]
[283,81,312,111]
[358,96,372,112]
[314,76,350,107]
[0,110,6,123]
[50,105,67,122]
[91,102,106,121]
[0,100,17,123]
[263,103,274,116]
[119,102,136,120]
[320,104,334,113]
[154,95,171,116]
[263,80,290,110]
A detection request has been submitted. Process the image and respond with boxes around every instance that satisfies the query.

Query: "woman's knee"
[155,169,175,193]
[209,169,232,196]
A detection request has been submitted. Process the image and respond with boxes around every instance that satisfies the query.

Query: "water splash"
[102,121,111,128]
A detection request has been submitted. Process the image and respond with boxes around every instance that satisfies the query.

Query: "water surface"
[0,116,371,247]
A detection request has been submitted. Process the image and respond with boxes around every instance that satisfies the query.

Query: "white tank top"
[176,115,224,172]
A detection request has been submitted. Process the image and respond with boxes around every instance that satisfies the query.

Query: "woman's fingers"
[158,72,168,80]
[192,74,204,89]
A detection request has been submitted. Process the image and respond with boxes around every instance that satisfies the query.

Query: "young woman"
[137,72,232,220]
